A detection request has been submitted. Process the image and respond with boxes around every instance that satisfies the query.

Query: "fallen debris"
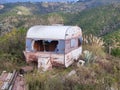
[77,60,85,67]
[20,66,34,74]
[13,74,25,90]
[0,70,18,90]
[0,70,25,90]
[24,25,82,70]
[67,70,76,77]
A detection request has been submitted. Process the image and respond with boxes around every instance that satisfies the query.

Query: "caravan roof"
[26,25,82,39]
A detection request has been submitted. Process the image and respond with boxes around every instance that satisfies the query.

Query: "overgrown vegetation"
[111,48,120,57]
[25,59,120,90]
[82,34,105,57]
[63,4,120,57]
[24,34,120,90]
[0,28,26,73]
[0,2,120,90]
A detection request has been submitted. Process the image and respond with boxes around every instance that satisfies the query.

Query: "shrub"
[83,34,105,58]
[0,28,26,72]
[111,48,120,57]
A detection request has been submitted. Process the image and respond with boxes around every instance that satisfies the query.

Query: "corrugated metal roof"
[26,25,81,39]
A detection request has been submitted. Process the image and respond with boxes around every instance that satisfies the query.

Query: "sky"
[0,0,79,3]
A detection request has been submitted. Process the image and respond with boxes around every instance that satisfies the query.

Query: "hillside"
[0,2,87,15]
[1,0,120,15]
[64,4,120,49]
[0,3,120,48]
[0,3,120,49]
[65,4,120,35]
[0,2,120,90]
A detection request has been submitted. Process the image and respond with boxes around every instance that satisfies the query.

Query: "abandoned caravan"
[24,25,82,70]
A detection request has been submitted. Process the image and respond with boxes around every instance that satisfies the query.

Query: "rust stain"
[51,61,64,67]
[24,26,82,69]
[24,52,64,66]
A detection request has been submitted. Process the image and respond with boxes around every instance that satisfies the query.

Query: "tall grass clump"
[111,48,120,57]
[0,28,26,72]
[82,34,106,59]
[25,71,64,90]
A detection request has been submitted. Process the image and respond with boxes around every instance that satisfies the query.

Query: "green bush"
[0,27,26,72]
[111,48,120,57]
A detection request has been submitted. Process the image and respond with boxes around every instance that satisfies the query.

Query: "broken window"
[71,39,77,48]
[26,39,32,51]
[33,40,44,51]
[26,39,65,54]
[78,37,82,47]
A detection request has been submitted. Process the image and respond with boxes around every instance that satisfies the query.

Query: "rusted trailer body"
[24,25,82,68]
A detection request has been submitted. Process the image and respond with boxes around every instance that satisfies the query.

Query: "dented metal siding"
[27,26,70,39]
[65,47,82,67]
[65,27,82,39]
[24,52,64,66]
[24,25,82,68]
[64,26,82,67]
[27,26,82,39]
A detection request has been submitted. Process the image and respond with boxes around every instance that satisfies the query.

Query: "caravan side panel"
[65,47,82,67]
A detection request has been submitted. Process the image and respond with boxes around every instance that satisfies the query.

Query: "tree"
[47,13,64,25]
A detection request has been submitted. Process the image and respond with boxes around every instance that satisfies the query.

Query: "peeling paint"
[24,25,82,71]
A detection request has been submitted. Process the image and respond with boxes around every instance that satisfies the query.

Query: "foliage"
[82,34,105,59]
[25,57,120,90]
[0,28,26,54]
[47,13,64,25]
[25,35,119,90]
[111,48,120,57]
[65,4,120,36]
[25,70,64,90]
[63,4,120,56]
[0,54,19,73]
[103,29,120,47]
[0,2,120,89]
[0,28,26,73]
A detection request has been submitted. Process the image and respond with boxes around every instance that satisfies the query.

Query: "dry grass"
[24,56,120,90]
[23,34,120,90]
[82,34,106,60]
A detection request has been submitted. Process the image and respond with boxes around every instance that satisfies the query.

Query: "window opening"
[78,37,82,47]
[31,40,64,54]
[26,39,32,51]
[71,39,76,48]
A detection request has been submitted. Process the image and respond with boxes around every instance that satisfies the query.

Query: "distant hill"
[64,4,120,47]
[0,0,120,15]
[0,0,77,3]
[0,2,86,14]
[0,2,120,48]
[65,4,120,35]
[1,0,120,3]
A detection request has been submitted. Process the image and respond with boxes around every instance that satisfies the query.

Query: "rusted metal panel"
[65,47,82,67]
[37,53,64,71]
[51,54,64,66]
[23,51,38,62]
[24,25,82,70]
[24,51,65,66]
